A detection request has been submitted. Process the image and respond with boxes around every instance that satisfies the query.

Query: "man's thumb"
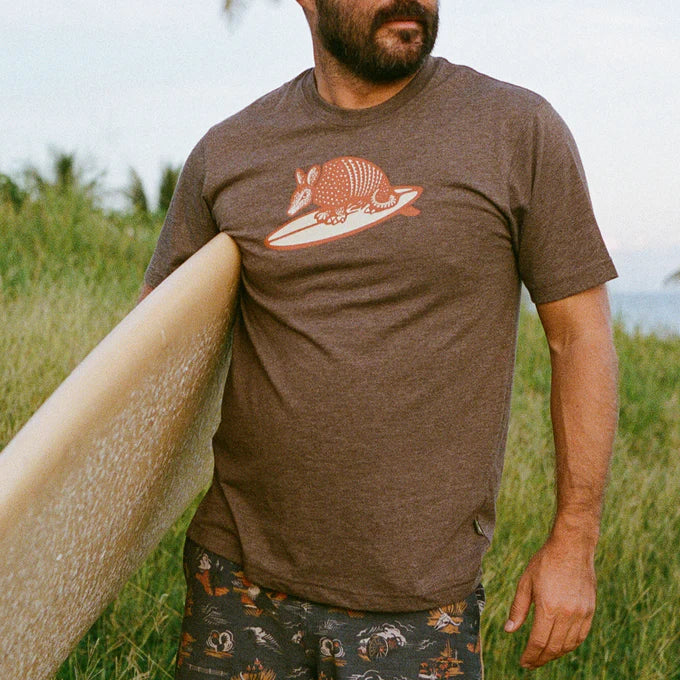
[504,574,532,633]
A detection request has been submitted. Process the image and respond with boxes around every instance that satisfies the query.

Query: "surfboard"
[265,186,422,250]
[0,232,241,679]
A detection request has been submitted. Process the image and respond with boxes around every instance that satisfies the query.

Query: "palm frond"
[54,152,76,191]
[222,0,279,17]
[0,173,27,211]
[157,163,182,215]
[664,270,680,286]
[125,168,149,214]
[223,0,244,14]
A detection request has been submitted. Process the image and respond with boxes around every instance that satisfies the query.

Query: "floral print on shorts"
[175,538,485,680]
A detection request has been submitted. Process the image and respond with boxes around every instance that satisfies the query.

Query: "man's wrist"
[549,511,601,551]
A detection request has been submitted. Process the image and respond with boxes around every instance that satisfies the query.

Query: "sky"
[2,0,679,290]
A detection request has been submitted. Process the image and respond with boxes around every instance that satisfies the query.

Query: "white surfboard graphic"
[266,186,422,250]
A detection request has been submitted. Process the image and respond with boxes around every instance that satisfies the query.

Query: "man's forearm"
[547,322,618,545]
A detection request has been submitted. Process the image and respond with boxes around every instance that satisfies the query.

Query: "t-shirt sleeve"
[144,137,219,288]
[510,100,617,304]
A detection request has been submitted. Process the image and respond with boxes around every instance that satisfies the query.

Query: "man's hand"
[505,535,597,669]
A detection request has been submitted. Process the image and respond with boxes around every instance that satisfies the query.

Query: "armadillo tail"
[371,188,398,210]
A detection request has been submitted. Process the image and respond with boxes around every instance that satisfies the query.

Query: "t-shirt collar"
[300,56,441,126]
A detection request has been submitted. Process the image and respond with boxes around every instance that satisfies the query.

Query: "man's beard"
[316,0,439,84]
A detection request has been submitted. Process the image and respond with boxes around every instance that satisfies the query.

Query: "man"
[141,1,618,677]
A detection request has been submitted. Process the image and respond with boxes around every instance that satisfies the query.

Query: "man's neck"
[311,44,420,110]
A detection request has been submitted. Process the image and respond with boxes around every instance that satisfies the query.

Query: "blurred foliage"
[158,163,182,215]
[0,153,161,302]
[125,168,149,215]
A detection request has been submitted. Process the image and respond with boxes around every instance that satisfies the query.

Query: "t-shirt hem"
[185,527,481,612]
[186,523,244,569]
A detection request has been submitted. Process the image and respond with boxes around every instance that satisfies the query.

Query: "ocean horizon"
[525,288,680,338]
[609,289,680,337]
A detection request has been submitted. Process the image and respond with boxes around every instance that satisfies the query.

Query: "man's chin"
[355,57,427,84]
[376,22,425,45]
[372,45,428,76]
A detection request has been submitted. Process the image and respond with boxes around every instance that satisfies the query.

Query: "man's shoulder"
[199,69,312,149]
[433,57,548,115]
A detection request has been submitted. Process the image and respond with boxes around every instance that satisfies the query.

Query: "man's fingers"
[559,616,591,656]
[575,614,594,648]
[559,600,594,656]
[519,613,556,669]
[520,606,594,669]
[505,572,532,633]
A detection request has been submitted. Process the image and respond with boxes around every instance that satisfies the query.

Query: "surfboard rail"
[0,233,241,678]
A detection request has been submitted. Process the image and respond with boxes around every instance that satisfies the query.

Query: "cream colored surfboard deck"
[0,233,240,678]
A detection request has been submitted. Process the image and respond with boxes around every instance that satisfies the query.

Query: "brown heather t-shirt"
[145,57,617,611]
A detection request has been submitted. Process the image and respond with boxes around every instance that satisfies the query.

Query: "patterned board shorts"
[175,538,485,680]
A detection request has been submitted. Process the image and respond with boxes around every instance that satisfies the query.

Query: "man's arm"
[505,284,619,670]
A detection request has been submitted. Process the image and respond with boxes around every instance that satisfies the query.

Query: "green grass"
[482,318,680,679]
[0,192,157,449]
[1,191,679,679]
